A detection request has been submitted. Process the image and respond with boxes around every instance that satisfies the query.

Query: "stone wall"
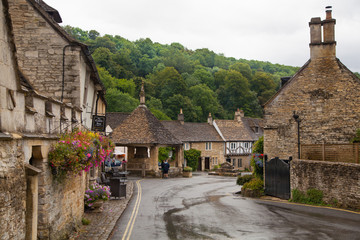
[8,0,81,105]
[291,159,360,210]
[264,58,360,160]
[0,139,26,240]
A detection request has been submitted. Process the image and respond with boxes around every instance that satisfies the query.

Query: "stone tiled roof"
[106,112,131,130]
[161,121,224,143]
[242,117,264,141]
[37,0,62,23]
[214,119,256,141]
[111,105,182,145]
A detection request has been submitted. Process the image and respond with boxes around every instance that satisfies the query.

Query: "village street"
[109,173,360,240]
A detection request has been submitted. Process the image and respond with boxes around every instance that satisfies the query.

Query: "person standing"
[162,159,170,179]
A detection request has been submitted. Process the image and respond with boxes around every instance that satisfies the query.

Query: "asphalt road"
[110,173,360,240]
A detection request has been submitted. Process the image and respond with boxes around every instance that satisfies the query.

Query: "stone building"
[1,0,107,239]
[111,86,183,177]
[7,0,106,130]
[213,109,263,170]
[263,8,360,160]
[162,109,225,171]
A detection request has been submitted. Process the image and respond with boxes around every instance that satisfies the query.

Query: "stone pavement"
[70,181,134,240]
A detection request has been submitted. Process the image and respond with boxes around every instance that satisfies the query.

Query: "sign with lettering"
[92,115,106,132]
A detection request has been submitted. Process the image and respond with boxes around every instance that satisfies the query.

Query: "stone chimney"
[207,113,213,125]
[234,108,244,122]
[139,82,145,105]
[309,6,336,60]
[178,108,184,125]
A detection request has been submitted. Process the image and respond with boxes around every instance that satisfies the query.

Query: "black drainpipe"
[293,112,301,159]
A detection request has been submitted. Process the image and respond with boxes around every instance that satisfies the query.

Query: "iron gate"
[265,157,291,199]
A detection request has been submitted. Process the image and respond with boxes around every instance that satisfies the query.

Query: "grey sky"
[45,0,360,72]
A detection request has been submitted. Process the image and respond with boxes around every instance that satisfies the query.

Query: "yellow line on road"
[258,198,360,215]
[122,180,142,240]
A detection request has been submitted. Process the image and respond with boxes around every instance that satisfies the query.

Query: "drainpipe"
[61,44,74,102]
[293,112,301,159]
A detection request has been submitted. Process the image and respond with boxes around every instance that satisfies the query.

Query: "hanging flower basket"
[48,128,114,181]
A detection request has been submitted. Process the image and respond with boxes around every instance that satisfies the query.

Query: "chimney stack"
[178,108,184,125]
[234,108,244,122]
[309,6,336,60]
[207,113,213,125]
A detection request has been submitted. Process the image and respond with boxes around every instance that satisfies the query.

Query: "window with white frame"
[205,142,212,150]
[184,143,190,150]
[215,157,218,165]
[244,142,249,148]
[238,159,242,167]
[230,142,236,150]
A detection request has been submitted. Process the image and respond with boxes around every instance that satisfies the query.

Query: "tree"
[188,84,223,121]
[184,149,201,171]
[88,30,100,40]
[164,94,202,122]
[192,69,215,90]
[229,62,252,80]
[105,89,139,112]
[147,67,186,101]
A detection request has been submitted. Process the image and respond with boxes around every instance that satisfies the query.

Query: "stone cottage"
[213,109,263,170]
[1,0,107,239]
[264,7,360,160]
[7,0,106,130]
[162,109,225,171]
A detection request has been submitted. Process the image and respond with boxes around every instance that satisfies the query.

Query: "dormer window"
[254,126,259,133]
[25,94,37,114]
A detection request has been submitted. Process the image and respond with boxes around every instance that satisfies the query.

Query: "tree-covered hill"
[64,26,300,121]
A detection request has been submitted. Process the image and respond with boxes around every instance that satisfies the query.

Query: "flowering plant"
[48,128,114,180]
[84,182,111,207]
[250,153,264,178]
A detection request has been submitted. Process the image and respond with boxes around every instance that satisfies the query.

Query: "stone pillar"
[150,146,159,172]
[25,164,42,240]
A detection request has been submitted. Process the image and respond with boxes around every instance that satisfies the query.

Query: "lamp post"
[293,112,301,159]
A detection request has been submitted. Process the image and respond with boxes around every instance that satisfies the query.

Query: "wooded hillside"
[64,26,300,121]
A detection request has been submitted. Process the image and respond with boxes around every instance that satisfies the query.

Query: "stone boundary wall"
[290,159,360,210]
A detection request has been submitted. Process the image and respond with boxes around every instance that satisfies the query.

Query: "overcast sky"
[45,0,360,72]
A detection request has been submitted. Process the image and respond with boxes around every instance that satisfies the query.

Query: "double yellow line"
[122,180,142,240]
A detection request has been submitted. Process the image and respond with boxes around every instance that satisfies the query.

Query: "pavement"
[70,181,134,240]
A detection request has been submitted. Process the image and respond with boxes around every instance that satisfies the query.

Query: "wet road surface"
[110,173,360,240]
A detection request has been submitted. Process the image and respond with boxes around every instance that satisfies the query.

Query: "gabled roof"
[263,60,310,107]
[106,112,131,130]
[242,117,264,140]
[111,105,182,145]
[37,0,62,23]
[26,0,105,92]
[214,119,255,141]
[161,121,224,143]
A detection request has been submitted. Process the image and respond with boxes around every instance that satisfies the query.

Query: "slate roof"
[106,112,131,130]
[242,117,264,141]
[111,105,182,145]
[161,121,224,143]
[214,117,263,142]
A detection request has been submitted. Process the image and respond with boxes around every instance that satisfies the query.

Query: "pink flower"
[87,153,91,158]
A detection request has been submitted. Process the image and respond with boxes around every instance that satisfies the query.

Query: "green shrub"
[290,188,324,205]
[82,217,91,225]
[291,189,307,203]
[212,164,221,171]
[242,178,264,193]
[183,166,193,172]
[306,188,323,204]
[236,174,253,185]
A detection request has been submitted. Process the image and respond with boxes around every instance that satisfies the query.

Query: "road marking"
[258,198,360,215]
[122,180,142,240]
